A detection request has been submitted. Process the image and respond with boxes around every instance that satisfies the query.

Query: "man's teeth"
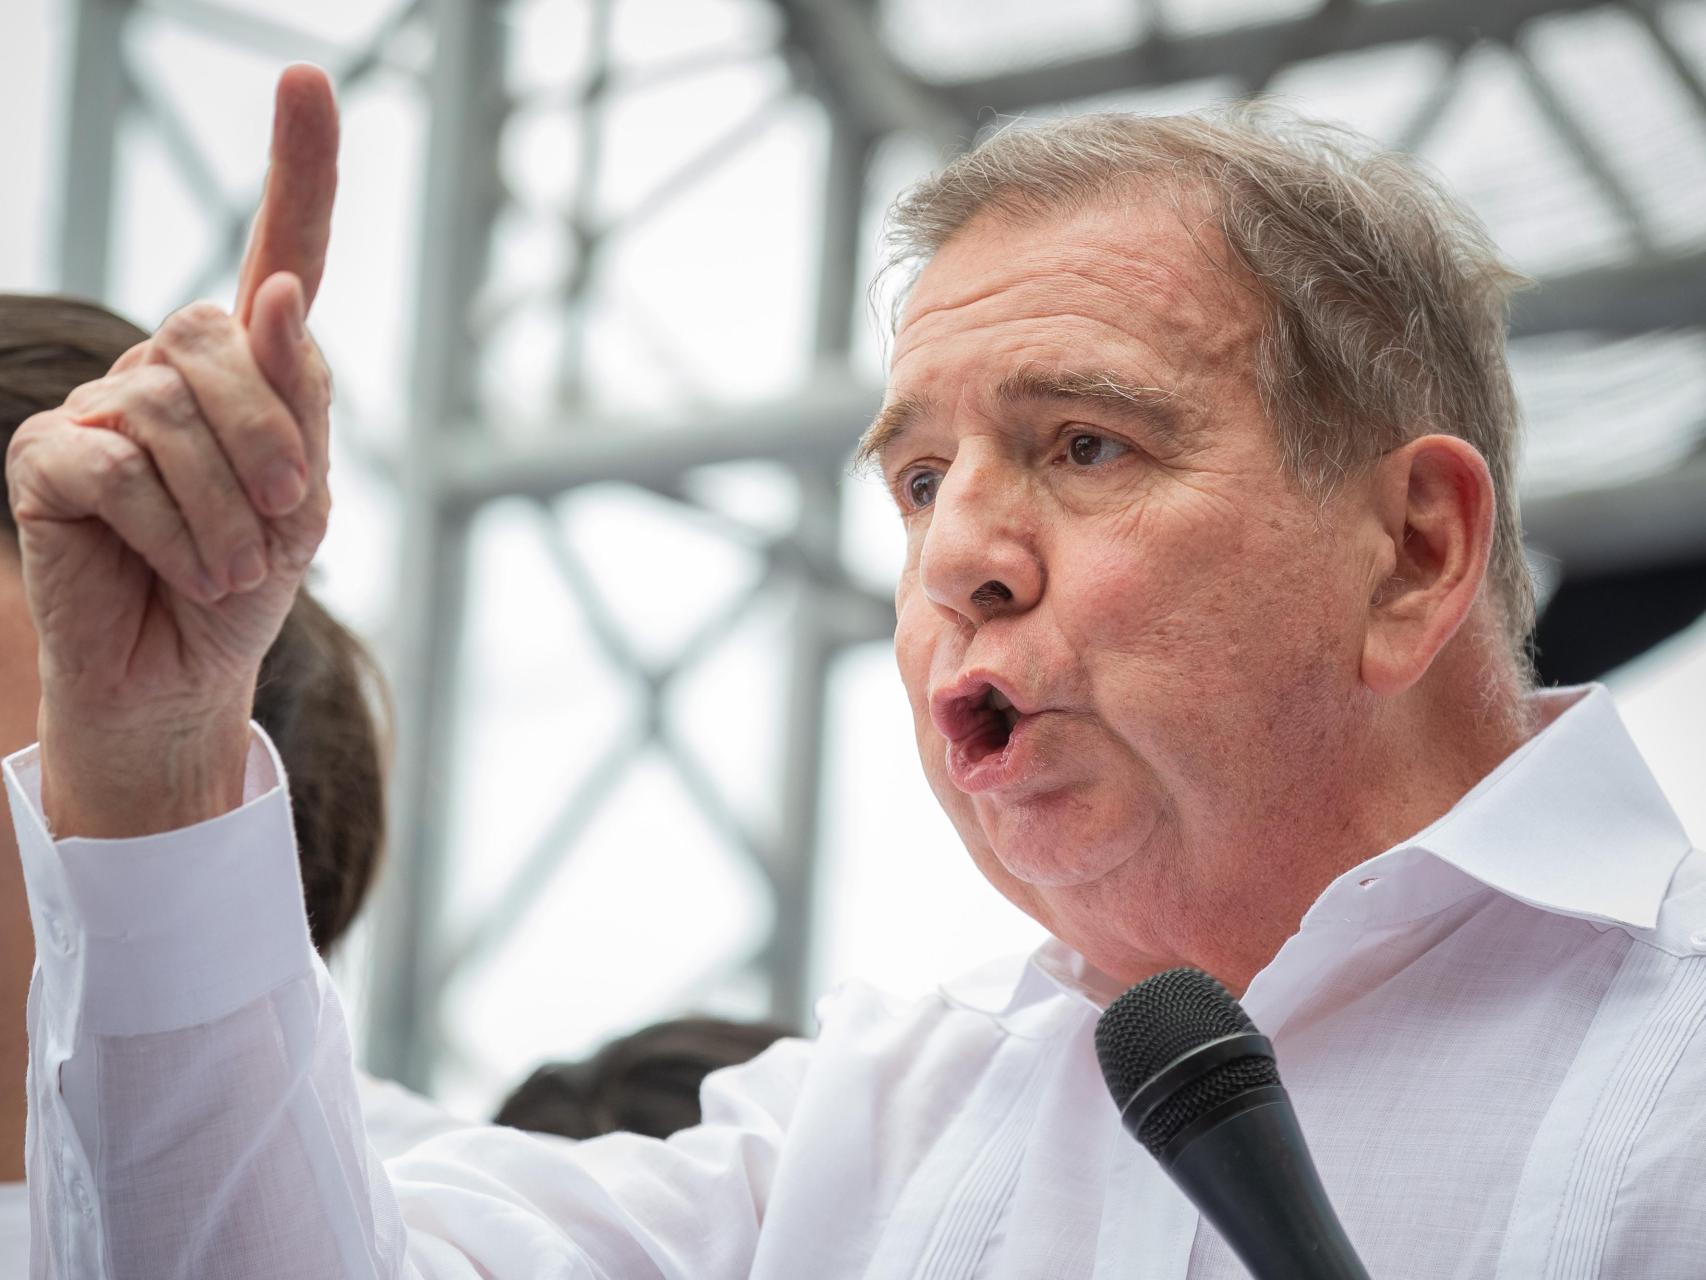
[988,689,1013,712]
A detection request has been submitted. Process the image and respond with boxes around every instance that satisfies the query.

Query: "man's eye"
[1067,433,1130,467]
[904,469,941,510]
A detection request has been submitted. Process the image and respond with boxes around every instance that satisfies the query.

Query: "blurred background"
[1,0,1703,1118]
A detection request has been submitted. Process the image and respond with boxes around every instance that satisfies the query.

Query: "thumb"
[247,271,329,477]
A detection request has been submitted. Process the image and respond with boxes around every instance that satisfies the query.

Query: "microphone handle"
[1159,1086,1371,1280]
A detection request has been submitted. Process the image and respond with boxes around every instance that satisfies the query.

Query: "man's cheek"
[1051,545,1171,656]
[1086,510,1248,631]
[891,590,937,704]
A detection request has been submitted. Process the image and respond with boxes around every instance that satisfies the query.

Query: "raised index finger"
[234,64,339,327]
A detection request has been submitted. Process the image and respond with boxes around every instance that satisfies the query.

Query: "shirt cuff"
[3,723,315,1037]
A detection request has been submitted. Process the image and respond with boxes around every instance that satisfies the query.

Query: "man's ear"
[1360,434,1495,697]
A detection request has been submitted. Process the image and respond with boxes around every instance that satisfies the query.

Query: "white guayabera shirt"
[0,1074,472,1277]
[6,684,1706,1278]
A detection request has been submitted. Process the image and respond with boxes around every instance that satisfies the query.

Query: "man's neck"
[1076,654,1541,997]
[1213,664,1539,992]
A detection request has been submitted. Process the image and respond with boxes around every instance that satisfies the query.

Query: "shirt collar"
[1331,683,1693,933]
[951,683,1694,1020]
[936,944,1102,1032]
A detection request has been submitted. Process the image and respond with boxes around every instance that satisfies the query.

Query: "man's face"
[878,198,1375,975]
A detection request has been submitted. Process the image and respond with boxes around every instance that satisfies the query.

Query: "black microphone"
[1095,967,1370,1279]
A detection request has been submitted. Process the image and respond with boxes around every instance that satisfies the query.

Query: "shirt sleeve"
[4,727,808,1279]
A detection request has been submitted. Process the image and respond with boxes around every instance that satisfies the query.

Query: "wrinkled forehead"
[859,202,1266,474]
[893,197,1255,351]
[884,199,1263,425]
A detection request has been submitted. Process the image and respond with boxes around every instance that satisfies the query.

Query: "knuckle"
[157,300,230,352]
[63,376,111,416]
[113,338,151,370]
[131,364,198,424]
[90,438,152,498]
[6,412,47,467]
[6,412,59,489]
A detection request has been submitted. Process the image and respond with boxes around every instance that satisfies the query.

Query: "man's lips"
[929,672,1051,794]
[945,715,1045,793]
[928,671,1034,744]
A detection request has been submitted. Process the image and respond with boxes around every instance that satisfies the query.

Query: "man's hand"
[4,66,339,837]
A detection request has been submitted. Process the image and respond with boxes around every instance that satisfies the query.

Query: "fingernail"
[230,543,268,592]
[195,571,224,604]
[260,459,307,515]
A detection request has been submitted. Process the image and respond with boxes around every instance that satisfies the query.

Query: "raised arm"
[15,64,338,842]
[2,66,382,1277]
[3,67,797,1279]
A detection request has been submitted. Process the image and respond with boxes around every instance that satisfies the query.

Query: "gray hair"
[878,103,1535,666]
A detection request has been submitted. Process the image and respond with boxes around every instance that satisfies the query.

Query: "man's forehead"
[893,196,1245,344]
[865,203,1257,472]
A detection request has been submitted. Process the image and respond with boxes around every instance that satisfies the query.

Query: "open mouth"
[964,686,1021,762]
[935,681,1023,762]
[930,675,1045,794]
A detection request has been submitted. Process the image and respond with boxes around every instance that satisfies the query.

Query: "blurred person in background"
[493,1016,794,1142]
[8,66,1706,1277]
[0,294,469,1269]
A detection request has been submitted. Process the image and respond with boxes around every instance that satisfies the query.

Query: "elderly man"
[6,67,1704,1278]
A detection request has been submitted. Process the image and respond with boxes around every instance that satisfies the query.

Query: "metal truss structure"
[55,0,1706,1093]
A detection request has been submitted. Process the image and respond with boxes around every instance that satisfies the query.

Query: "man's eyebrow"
[853,369,1189,474]
[854,393,931,474]
[995,368,1188,447]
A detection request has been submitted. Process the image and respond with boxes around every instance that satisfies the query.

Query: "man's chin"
[989,845,1132,889]
[974,794,1145,890]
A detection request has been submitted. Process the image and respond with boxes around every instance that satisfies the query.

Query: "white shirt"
[0,1074,465,1277]
[0,1179,26,1276]
[7,684,1706,1278]
[355,1071,480,1162]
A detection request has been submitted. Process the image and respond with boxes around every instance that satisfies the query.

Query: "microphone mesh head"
[1095,967,1281,1158]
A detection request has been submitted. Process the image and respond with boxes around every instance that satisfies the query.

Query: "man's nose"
[918,454,1043,626]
